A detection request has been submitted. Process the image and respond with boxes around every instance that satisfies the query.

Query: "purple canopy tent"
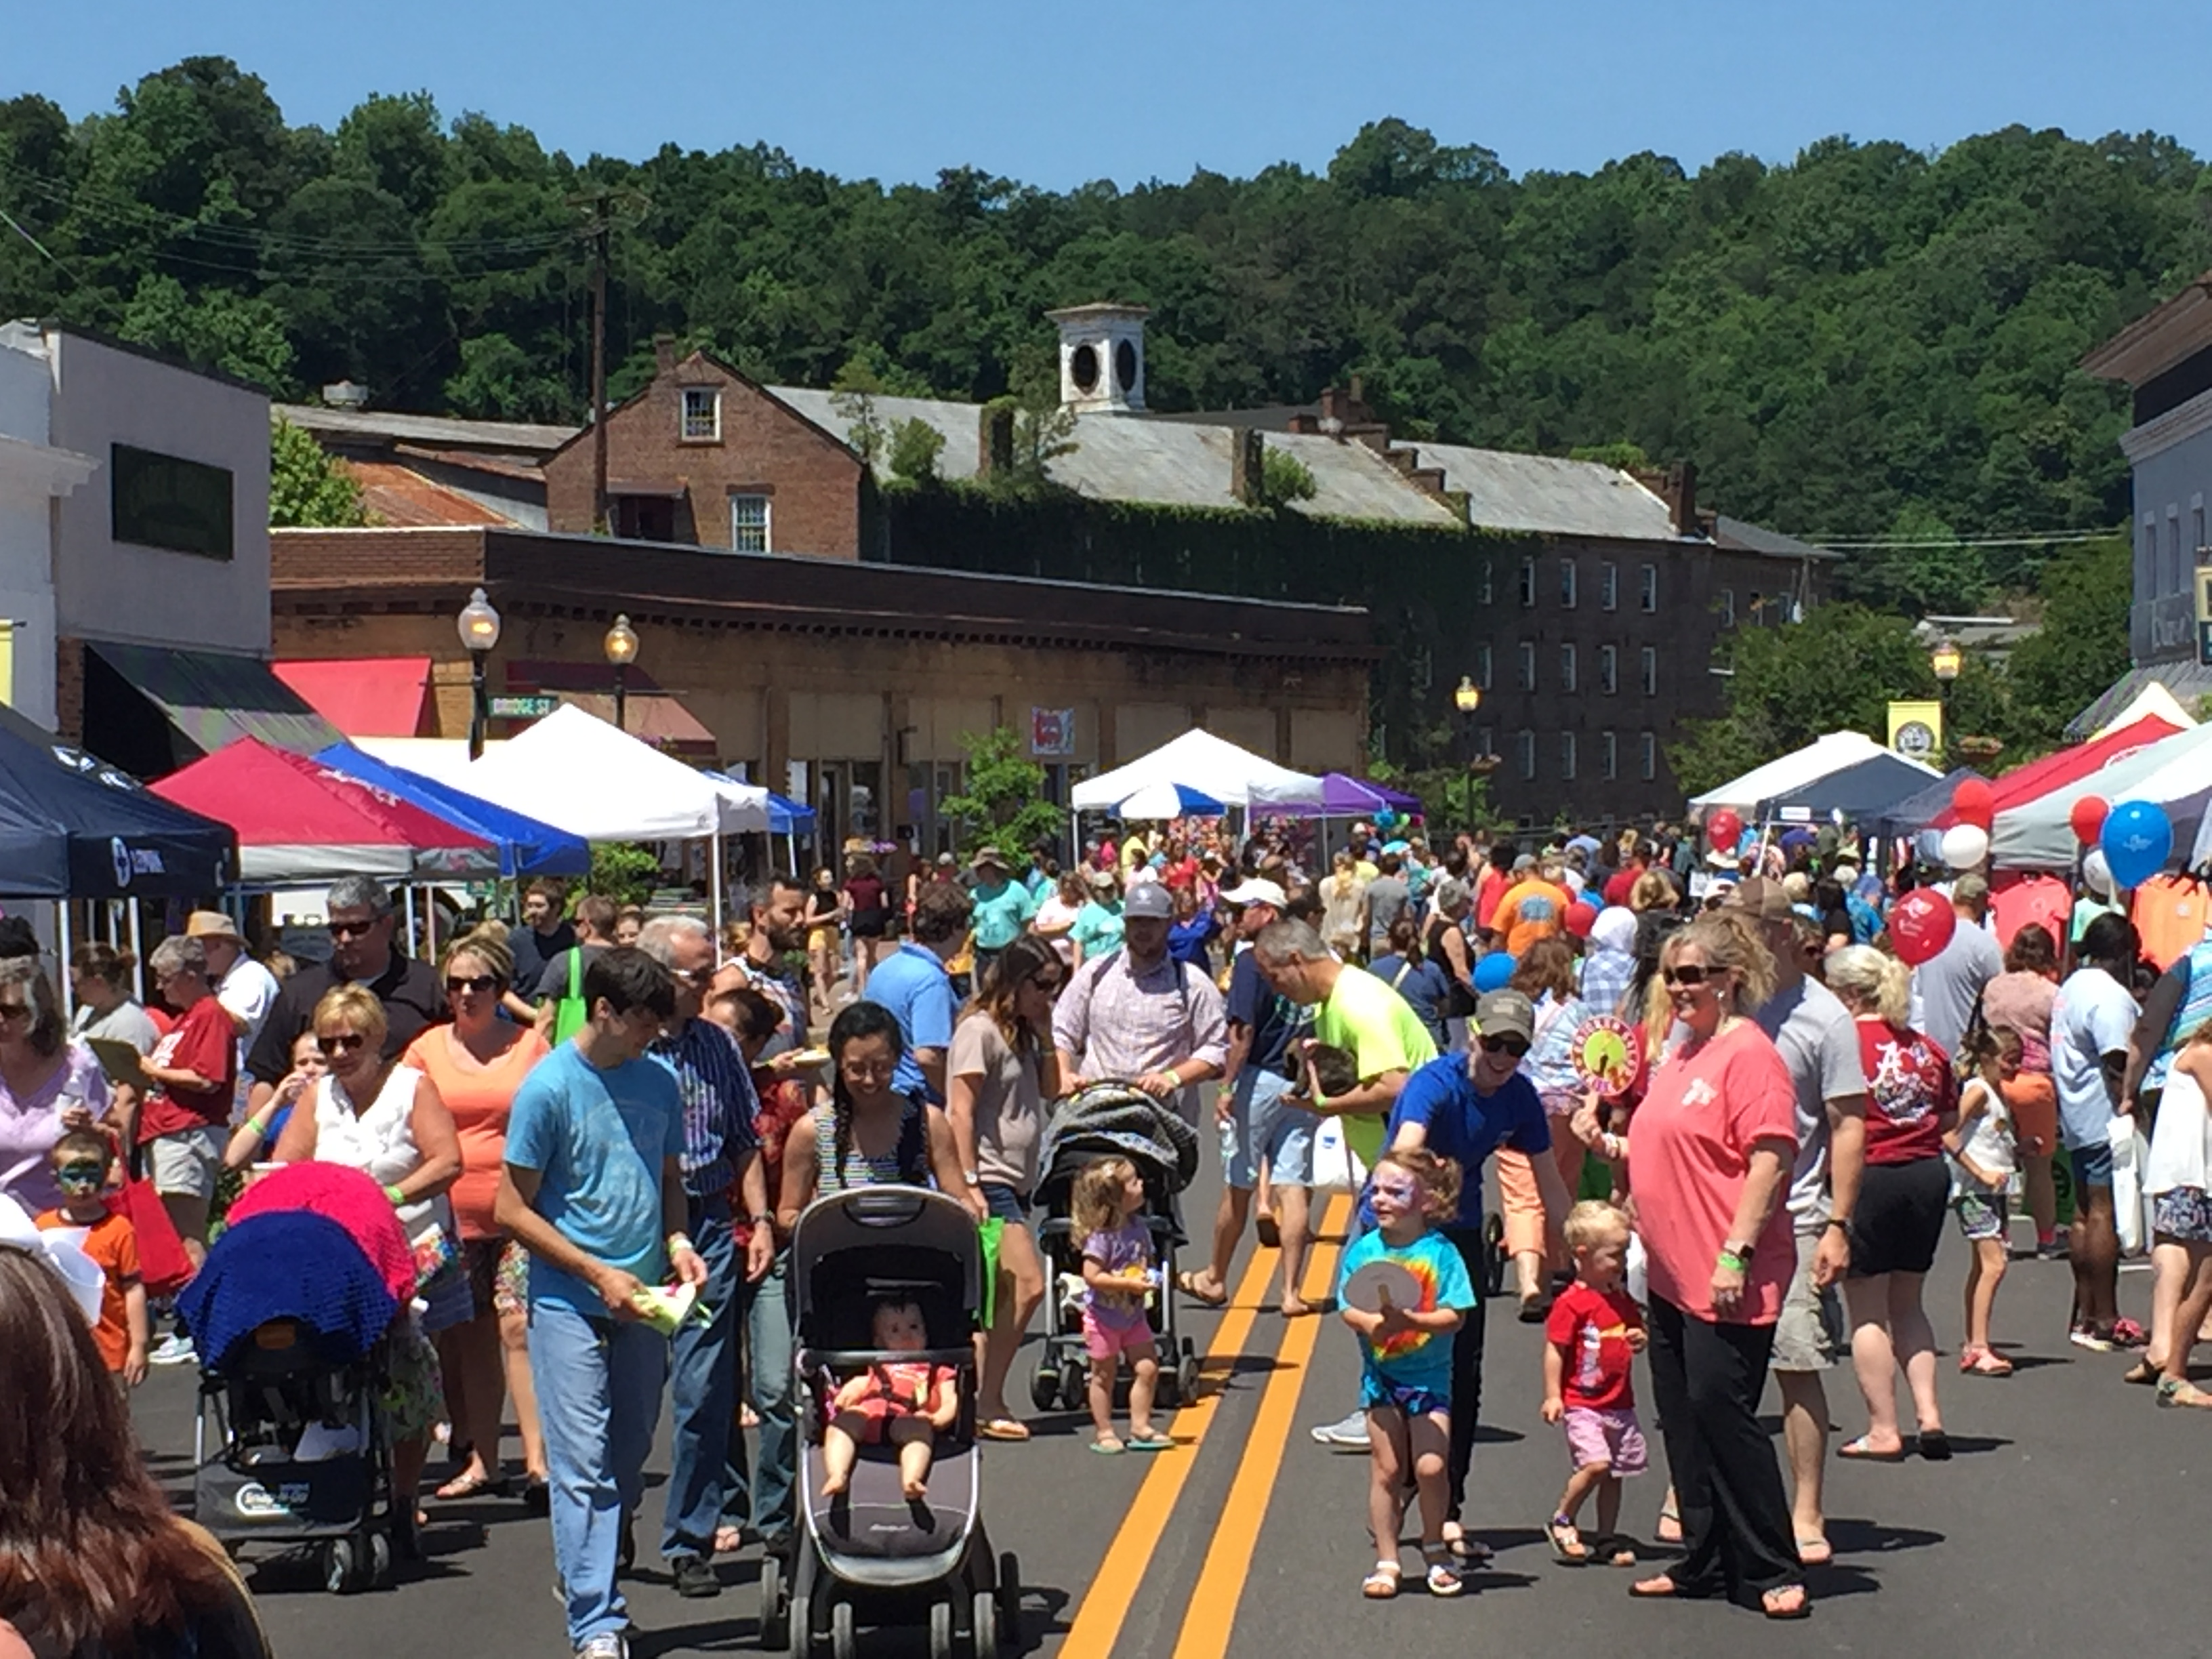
[1265,772,1422,817]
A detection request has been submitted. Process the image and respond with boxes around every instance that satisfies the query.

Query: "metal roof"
[1410,442,1687,542]
[765,388,985,481]
[274,403,577,459]
[1714,514,1843,562]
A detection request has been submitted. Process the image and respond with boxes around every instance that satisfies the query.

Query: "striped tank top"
[813,1098,928,1193]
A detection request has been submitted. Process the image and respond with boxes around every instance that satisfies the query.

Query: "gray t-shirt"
[1753,975,1866,1231]
[1913,922,2005,1058]
[947,1014,1046,1193]
[1365,876,1410,945]
[72,999,163,1057]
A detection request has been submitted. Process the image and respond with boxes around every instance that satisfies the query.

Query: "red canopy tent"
[1933,713,2184,829]
[150,737,497,884]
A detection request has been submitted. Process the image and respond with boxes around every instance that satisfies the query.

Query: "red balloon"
[1707,808,1744,851]
[2070,794,2110,846]
[1564,901,1597,939]
[1889,888,1957,967]
[1952,777,1995,832]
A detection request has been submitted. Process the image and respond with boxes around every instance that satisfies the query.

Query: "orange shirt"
[1489,878,1570,958]
[401,1025,551,1240]
[2132,875,2212,972]
[38,1206,139,1371]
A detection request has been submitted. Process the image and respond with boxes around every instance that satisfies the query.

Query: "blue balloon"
[1474,951,1517,993]
[2100,799,2173,890]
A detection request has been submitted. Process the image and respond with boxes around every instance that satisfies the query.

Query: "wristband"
[245,1114,271,1138]
[750,1213,775,1230]
[666,1231,695,1255]
[1715,1248,1748,1273]
[382,1183,407,1206]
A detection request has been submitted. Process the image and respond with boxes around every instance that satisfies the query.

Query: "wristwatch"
[1824,1217,1851,1234]
[962,1169,982,1187]
[750,1213,776,1231]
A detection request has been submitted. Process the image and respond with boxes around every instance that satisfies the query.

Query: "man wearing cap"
[185,910,279,1123]
[1182,878,1315,1315]
[1052,881,1227,1127]
[966,847,1036,983]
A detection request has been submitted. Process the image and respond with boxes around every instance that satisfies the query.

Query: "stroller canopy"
[1036,1081,1202,1195]
[178,1210,399,1372]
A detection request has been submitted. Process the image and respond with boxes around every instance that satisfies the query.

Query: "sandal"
[1441,1522,1493,1565]
[1422,1544,1465,1597]
[1175,1270,1229,1309]
[1361,1561,1402,1599]
[1795,1537,1832,1566]
[434,1469,499,1502]
[1088,1436,1126,1455]
[1654,1502,1682,1544]
[1963,1350,2013,1378]
[1762,1583,1813,1620]
[1837,1435,1907,1462]
[2156,1378,2212,1409]
[1125,1431,1174,1451]
[1629,1574,1682,1599]
[1595,1533,1638,1568]
[1547,1513,1592,1565]
[2123,1359,2161,1387]
[977,1418,1031,1442]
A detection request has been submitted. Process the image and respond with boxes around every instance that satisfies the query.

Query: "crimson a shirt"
[138,995,237,1142]
[1854,1019,1952,1165]
[1547,1282,1644,1410]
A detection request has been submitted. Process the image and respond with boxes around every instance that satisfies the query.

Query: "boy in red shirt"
[1541,1200,1647,1568]
[36,1127,148,1385]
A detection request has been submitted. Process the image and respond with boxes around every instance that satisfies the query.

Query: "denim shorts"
[1219,1067,1313,1189]
[979,1182,1030,1223]
[1361,1376,1450,1418]
[2070,1141,2114,1190]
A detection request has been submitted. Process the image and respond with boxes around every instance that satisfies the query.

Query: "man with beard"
[861,882,974,1103]
[715,874,811,1060]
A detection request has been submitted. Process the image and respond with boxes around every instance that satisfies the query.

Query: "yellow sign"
[1888,699,1942,762]
[0,620,13,708]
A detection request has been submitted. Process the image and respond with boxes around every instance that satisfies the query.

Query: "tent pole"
[405,886,419,959]
[711,831,724,943]
[56,901,73,1021]
[126,901,143,1006]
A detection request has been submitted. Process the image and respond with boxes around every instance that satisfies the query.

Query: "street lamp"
[1453,676,1481,715]
[456,586,501,761]
[604,613,639,733]
[1929,637,1961,766]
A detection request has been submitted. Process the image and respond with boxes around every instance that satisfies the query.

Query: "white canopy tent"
[1992,722,2212,869]
[1688,731,1919,815]
[2093,680,2198,740]
[1071,729,1326,813]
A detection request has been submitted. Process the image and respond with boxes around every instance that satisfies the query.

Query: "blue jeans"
[662,1202,747,1563]
[529,1299,668,1646]
[725,1246,797,1544]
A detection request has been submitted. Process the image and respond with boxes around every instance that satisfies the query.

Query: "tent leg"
[404,886,419,960]
[57,901,73,1021]
[711,832,724,945]
[126,901,144,1006]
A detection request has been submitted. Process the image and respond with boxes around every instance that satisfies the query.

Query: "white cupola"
[1046,302,1149,414]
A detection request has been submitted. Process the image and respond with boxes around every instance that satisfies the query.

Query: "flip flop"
[2122,1359,2160,1386]
[1440,1523,1493,1564]
[1762,1584,1814,1620]
[1628,1575,1682,1599]
[1837,1435,1907,1462]
[1125,1431,1174,1452]
[1175,1271,1229,1308]
[1917,1430,1953,1461]
[1547,1515,1592,1565]
[1088,1437,1125,1456]
[977,1418,1031,1442]
[434,1470,499,1502]
[1795,1538,1832,1566]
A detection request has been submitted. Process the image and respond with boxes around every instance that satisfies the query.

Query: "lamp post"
[604,613,639,733]
[1453,674,1481,762]
[1930,637,1961,766]
[456,586,501,761]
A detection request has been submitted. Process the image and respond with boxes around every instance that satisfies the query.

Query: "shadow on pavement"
[1826,1516,1946,1555]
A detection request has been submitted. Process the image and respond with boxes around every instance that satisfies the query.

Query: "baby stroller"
[177,1206,403,1595]
[762,1186,1019,1659]
[1027,1080,1202,1415]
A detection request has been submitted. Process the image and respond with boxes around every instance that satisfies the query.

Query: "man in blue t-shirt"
[859,882,971,1102]
[497,947,704,1657]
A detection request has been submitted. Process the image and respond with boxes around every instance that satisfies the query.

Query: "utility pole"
[567,186,649,536]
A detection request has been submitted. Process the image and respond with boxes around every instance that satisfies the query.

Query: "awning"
[274,657,434,739]
[84,641,344,779]
[557,693,716,753]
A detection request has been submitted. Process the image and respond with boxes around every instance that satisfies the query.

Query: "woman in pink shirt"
[1622,913,1807,1620]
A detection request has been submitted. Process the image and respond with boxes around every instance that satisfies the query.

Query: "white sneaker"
[576,1636,626,1659]
[1310,1408,1369,1449]
[148,1332,197,1366]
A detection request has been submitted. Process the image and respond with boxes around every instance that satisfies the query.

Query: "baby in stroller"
[822,1296,961,1499]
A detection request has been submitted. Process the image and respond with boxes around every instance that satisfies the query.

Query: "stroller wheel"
[320,1538,356,1595]
[784,1586,811,1658]
[1029,1364,1060,1414]
[368,1530,392,1589]
[1059,1364,1087,1414]
[759,1553,787,1650]
[970,1590,1000,1659]
[928,1597,955,1659]
[1176,1339,1202,1406]
[830,1599,857,1659]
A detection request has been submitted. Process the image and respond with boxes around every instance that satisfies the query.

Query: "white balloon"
[2084,846,2114,897]
[1940,823,1990,872]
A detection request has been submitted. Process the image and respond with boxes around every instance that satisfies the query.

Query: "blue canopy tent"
[1759,752,1950,827]
[1866,766,1984,846]
[313,743,589,878]
[766,792,815,834]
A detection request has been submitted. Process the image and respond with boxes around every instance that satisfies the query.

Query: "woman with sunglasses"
[0,957,110,1219]
[947,935,1065,1439]
[403,930,552,1507]
[273,984,463,1548]
[1622,913,1808,1620]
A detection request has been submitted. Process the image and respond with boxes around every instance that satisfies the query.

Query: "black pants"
[1439,1225,1491,1521]
[1644,1295,1800,1607]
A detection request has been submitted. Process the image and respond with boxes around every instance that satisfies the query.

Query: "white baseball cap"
[1219,877,1288,909]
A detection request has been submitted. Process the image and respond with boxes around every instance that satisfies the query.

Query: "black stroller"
[762,1185,1019,1659]
[1027,1080,1203,1414]
[176,1208,402,1594]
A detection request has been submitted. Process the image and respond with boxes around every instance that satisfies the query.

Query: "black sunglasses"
[445,974,498,995]
[316,1031,368,1057]
[1663,964,1724,987]
[327,918,382,940]
[1029,972,1064,995]
[1479,1033,1530,1058]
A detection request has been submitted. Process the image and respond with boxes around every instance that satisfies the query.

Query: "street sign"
[489,695,558,718]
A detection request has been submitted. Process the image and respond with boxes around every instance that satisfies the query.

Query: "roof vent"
[321,379,369,409]
[1046,303,1148,415]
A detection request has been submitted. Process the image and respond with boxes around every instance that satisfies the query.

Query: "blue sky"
[9,0,2209,188]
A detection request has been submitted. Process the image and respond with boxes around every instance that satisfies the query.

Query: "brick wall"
[272,527,487,588]
[54,636,84,744]
[542,352,865,558]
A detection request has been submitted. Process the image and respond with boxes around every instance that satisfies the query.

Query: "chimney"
[1666,461,1698,536]
[653,333,678,376]
[1045,303,1149,414]
[321,379,369,409]
[1230,428,1264,504]
[979,405,1015,477]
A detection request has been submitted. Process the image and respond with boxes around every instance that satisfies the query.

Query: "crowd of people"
[4,804,2211,1653]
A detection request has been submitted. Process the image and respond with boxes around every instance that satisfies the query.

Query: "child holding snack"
[36,1127,148,1386]
[1337,1146,1475,1599]
[1073,1156,1168,1453]
[821,1297,959,1501]
[1541,1200,1648,1566]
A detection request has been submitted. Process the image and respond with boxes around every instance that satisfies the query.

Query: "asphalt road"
[135,1170,2212,1659]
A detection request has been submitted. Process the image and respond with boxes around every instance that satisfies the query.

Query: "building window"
[1721,588,1736,626]
[2172,510,2186,596]
[1640,563,1658,612]
[1640,730,1658,780]
[1520,558,1537,607]
[1518,641,1538,691]
[1560,644,1578,693]
[1599,644,1618,695]
[1601,731,1618,779]
[1477,560,1494,605]
[2142,516,2158,594]
[1476,725,1494,760]
[1641,647,1658,696]
[1517,729,1537,780]
[1601,560,1618,611]
[1747,590,1763,626]
[1560,731,1576,779]
[681,388,720,442]
[1477,642,1494,690]
[730,493,771,552]
[2194,500,2206,566]
[1561,558,1578,608]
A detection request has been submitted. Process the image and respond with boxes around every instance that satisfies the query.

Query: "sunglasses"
[446,974,498,995]
[327,919,382,940]
[0,1002,31,1023]
[1029,974,1064,995]
[316,1031,369,1057]
[672,966,716,987]
[1663,964,1725,987]
[1478,1033,1530,1058]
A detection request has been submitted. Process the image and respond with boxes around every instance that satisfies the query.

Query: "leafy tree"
[886,417,946,483]
[119,274,295,391]
[939,726,1066,855]
[268,414,369,527]
[588,842,663,907]
[2006,535,2131,738]
[1255,448,1317,509]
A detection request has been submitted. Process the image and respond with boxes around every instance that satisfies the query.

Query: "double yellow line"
[1059,1193,1352,1659]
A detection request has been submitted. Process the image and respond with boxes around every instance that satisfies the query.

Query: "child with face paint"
[35,1126,148,1385]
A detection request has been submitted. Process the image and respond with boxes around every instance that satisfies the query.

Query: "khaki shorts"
[146,1124,226,1200]
[1769,1227,1843,1373]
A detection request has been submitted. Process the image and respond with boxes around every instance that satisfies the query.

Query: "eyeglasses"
[1029,974,1063,995]
[1478,1033,1530,1058]
[316,1031,369,1057]
[327,918,382,941]
[445,975,498,995]
[1663,964,1723,987]
[673,966,716,987]
[0,1002,31,1024]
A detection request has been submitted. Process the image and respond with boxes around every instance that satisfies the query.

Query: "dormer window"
[681,388,720,443]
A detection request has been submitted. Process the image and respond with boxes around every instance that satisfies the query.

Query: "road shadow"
[630,1612,756,1657]
[1825,1516,1946,1556]
[1010,1584,1071,1654]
